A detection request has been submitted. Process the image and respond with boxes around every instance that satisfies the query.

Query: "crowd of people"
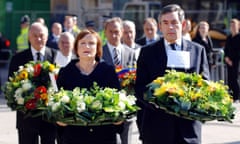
[8,3,240,144]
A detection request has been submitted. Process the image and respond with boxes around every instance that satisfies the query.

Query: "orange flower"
[40,93,48,101]
[34,86,47,99]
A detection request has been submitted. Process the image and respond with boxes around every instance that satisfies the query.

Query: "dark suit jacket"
[8,47,57,129]
[46,34,59,50]
[135,39,210,144]
[136,35,161,46]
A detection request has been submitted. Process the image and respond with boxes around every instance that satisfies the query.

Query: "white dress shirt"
[31,46,46,61]
[55,51,72,67]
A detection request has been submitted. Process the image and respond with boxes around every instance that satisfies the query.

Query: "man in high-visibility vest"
[16,15,30,52]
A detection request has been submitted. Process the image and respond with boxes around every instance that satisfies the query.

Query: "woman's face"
[198,23,209,37]
[77,33,97,60]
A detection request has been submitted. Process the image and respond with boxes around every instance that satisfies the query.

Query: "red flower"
[34,86,47,99]
[25,99,37,110]
[34,63,42,77]
[54,74,58,80]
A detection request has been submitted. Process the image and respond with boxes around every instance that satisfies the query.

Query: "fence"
[210,48,226,82]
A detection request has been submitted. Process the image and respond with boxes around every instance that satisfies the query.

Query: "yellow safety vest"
[99,30,107,45]
[16,27,29,51]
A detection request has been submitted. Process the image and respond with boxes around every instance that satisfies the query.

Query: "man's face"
[143,21,158,39]
[52,24,62,35]
[28,23,48,51]
[159,11,183,43]
[58,35,74,56]
[105,21,122,46]
[122,25,135,45]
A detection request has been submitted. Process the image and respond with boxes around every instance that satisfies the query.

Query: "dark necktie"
[36,52,41,61]
[170,43,176,50]
[113,48,120,65]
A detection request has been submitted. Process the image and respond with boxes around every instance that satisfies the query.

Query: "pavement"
[1,63,240,144]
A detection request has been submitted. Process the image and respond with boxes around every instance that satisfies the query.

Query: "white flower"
[60,95,70,103]
[16,96,24,105]
[14,88,23,98]
[22,82,32,91]
[26,66,34,73]
[18,66,24,71]
[91,100,102,110]
[119,92,128,101]
[118,101,126,110]
[77,102,86,113]
[51,102,61,112]
[126,95,136,105]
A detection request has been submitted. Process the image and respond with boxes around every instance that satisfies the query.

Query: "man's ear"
[158,22,162,33]
[182,20,187,30]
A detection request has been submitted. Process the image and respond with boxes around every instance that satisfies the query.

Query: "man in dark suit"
[8,22,57,144]
[135,4,210,144]
[47,22,62,50]
[136,17,160,46]
[102,17,134,144]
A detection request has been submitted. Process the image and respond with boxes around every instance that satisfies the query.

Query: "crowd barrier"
[209,48,227,83]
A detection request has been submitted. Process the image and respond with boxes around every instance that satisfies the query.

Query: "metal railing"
[209,48,226,83]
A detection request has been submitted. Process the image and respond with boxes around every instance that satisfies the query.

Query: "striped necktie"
[113,48,120,65]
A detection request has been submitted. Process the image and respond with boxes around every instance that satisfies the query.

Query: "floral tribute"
[45,83,139,126]
[145,70,235,122]
[116,66,136,95]
[3,61,59,117]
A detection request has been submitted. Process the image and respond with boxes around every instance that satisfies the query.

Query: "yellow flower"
[154,84,167,96]
[190,91,202,101]
[48,64,55,72]
[197,80,203,87]
[177,89,184,97]
[153,77,164,84]
[19,70,28,80]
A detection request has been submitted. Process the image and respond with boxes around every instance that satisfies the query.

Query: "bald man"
[47,22,63,50]
[55,32,76,67]
[8,22,57,144]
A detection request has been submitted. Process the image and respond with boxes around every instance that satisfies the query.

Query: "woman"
[56,29,122,144]
[192,21,214,67]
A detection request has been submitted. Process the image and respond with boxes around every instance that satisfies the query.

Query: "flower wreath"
[145,70,235,122]
[3,61,59,117]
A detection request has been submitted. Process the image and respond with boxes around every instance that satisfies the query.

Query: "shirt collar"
[107,42,122,52]
[164,39,182,50]
[31,46,46,56]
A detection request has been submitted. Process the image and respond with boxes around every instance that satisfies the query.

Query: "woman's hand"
[57,121,68,126]
[113,121,124,125]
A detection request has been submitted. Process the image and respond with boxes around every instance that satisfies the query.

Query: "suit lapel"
[44,47,55,63]
[182,39,191,51]
[103,45,114,66]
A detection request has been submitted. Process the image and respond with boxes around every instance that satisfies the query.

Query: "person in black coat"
[56,29,122,144]
[136,17,160,46]
[224,18,240,102]
[135,4,210,144]
[8,22,57,144]
[192,21,214,67]
[46,22,62,50]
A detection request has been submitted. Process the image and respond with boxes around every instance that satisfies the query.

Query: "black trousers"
[227,62,240,101]
[18,115,57,144]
